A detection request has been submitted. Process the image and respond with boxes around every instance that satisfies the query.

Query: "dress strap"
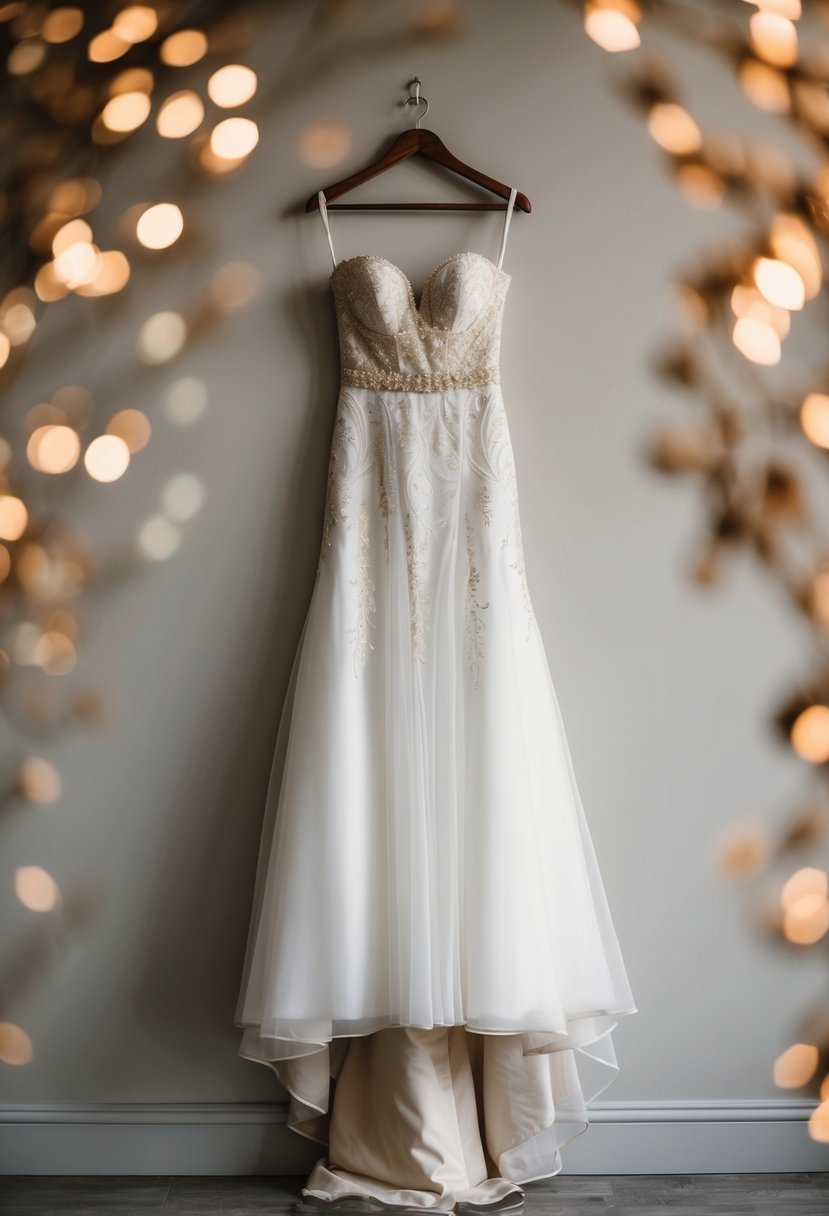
[317,189,337,271]
[495,185,518,271]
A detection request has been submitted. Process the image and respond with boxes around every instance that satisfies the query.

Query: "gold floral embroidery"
[316,379,535,669]
[505,450,536,642]
[464,512,489,690]
[476,483,493,526]
[349,500,376,675]
[318,392,375,572]
[319,409,354,565]
[373,423,398,557]
[405,510,430,664]
[466,392,536,641]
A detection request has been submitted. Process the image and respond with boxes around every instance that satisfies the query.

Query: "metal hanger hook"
[405,77,429,129]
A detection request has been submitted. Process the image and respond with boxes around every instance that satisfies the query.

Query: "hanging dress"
[234,185,638,1212]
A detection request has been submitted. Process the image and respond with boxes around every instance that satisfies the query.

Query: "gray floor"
[1,1174,828,1215]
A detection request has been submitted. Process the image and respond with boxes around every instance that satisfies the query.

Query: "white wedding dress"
[234,186,638,1212]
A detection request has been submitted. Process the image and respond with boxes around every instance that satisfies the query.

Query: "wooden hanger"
[305,78,531,215]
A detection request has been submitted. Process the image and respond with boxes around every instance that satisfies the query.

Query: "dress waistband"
[340,366,500,392]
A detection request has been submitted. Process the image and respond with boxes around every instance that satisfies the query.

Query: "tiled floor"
[0,1173,828,1215]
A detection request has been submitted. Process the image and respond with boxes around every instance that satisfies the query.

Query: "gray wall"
[2,0,825,1170]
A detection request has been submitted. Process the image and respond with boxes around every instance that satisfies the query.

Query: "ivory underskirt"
[240,1014,622,1211]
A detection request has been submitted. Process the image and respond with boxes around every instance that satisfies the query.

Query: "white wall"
[2,0,825,1172]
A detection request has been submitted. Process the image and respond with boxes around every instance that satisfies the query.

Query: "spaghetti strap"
[495,185,518,271]
[317,190,337,271]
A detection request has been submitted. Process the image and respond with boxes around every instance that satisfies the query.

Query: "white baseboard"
[0,1100,826,1176]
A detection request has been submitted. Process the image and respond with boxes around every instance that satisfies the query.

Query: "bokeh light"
[0,1023,33,1066]
[26,425,81,474]
[750,11,798,67]
[100,90,152,133]
[15,865,60,912]
[84,435,131,483]
[0,495,28,541]
[137,514,182,561]
[774,1042,819,1088]
[647,103,702,155]
[106,408,152,453]
[800,394,829,450]
[112,5,158,43]
[165,376,208,425]
[136,203,184,250]
[160,29,208,67]
[791,705,829,763]
[732,316,781,365]
[19,756,62,803]
[42,7,84,45]
[156,90,204,138]
[752,256,805,310]
[297,120,351,168]
[137,311,187,363]
[584,0,641,52]
[161,473,206,522]
[208,64,257,108]
[210,116,259,159]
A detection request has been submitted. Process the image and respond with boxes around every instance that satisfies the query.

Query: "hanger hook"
[405,76,429,129]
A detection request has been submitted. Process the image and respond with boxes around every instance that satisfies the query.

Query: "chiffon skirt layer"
[234,385,637,1208]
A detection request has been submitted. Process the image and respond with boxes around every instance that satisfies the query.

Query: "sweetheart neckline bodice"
[329,250,511,336]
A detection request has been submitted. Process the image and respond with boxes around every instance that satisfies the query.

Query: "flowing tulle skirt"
[234,385,637,1208]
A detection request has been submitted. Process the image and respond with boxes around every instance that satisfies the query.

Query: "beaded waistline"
[340,366,500,392]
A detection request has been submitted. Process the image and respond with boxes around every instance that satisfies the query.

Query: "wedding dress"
[234,185,638,1212]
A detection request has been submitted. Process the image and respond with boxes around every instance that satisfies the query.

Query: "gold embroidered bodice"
[329,252,512,393]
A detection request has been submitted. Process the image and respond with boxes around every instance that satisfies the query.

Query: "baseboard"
[0,1100,826,1176]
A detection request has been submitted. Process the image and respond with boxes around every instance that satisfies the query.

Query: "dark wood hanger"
[305,127,531,214]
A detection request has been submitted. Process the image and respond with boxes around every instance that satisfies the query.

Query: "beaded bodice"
[316,184,518,394]
[329,252,511,393]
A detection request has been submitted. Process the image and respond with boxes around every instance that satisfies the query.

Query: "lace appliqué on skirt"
[317,388,536,679]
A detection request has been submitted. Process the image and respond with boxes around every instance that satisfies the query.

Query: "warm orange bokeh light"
[156,90,204,138]
[210,117,259,159]
[136,203,184,250]
[106,408,152,452]
[112,5,157,43]
[19,756,62,803]
[738,58,790,114]
[160,29,208,67]
[42,7,84,44]
[774,1042,819,1088]
[0,495,28,541]
[753,256,805,310]
[27,424,81,473]
[84,434,131,482]
[584,1,641,52]
[101,90,151,133]
[0,1023,33,1066]
[791,704,829,763]
[208,64,258,108]
[15,865,60,912]
[750,11,798,68]
[781,867,829,911]
[800,393,829,449]
[296,120,352,169]
[732,316,781,364]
